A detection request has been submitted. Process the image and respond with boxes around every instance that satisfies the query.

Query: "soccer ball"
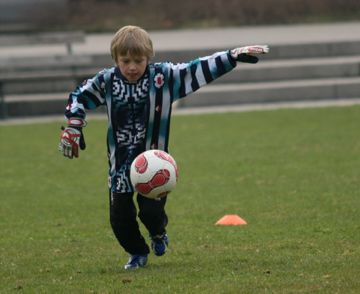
[130,150,178,199]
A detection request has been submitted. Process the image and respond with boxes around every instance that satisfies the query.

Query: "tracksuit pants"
[109,191,168,255]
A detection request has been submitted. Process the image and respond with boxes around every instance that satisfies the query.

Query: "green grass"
[1,106,360,293]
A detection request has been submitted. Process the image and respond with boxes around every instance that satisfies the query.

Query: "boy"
[59,25,269,269]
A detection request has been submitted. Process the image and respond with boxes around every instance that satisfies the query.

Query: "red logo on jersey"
[154,73,165,89]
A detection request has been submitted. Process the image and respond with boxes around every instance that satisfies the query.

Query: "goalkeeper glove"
[230,45,269,63]
[58,118,87,159]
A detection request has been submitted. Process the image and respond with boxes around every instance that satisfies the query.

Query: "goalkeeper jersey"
[65,50,237,193]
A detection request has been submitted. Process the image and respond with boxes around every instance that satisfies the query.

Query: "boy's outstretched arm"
[230,45,269,64]
[169,45,269,101]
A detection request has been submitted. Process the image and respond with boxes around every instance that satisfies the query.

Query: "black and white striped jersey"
[65,50,237,193]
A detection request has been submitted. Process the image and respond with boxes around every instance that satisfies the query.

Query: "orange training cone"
[215,214,247,226]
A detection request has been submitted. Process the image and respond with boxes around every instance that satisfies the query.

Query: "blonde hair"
[110,25,154,62]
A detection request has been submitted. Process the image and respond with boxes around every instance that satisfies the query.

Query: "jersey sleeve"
[169,50,236,101]
[64,69,109,119]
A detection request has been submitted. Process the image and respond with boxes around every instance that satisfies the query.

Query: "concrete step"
[86,39,360,68]
[2,93,68,118]
[2,54,360,96]
[4,76,360,117]
[153,40,360,63]
[0,55,92,72]
[179,77,360,108]
[2,93,105,117]
[219,55,360,83]
[2,39,360,118]
[2,79,77,96]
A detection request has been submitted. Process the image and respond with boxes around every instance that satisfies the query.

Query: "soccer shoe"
[151,233,169,256]
[124,254,148,270]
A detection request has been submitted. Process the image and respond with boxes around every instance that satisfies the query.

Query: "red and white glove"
[59,127,81,159]
[230,45,269,63]
[58,118,87,159]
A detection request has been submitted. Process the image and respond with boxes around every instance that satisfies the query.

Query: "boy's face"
[117,53,148,83]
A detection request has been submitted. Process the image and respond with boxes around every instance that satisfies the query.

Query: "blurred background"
[1,0,360,32]
[0,0,360,119]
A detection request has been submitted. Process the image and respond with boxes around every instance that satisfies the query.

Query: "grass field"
[1,106,360,293]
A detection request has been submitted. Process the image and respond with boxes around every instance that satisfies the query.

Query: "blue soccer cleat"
[151,233,169,256]
[124,254,148,270]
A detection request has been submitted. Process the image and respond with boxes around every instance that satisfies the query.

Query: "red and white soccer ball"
[130,150,179,199]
